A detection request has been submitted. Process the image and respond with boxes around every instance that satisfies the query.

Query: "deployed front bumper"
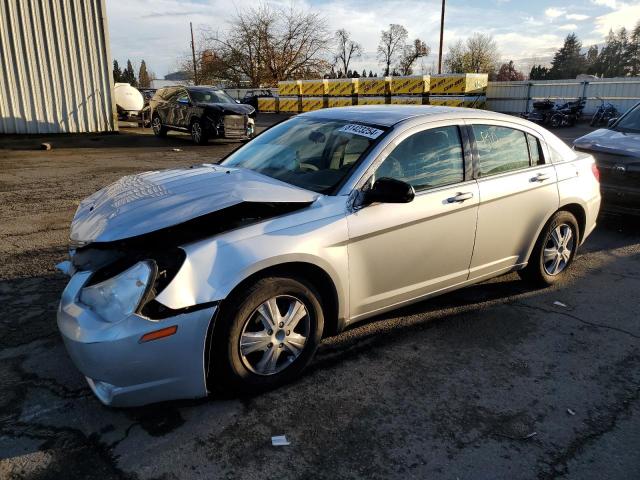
[57,271,216,407]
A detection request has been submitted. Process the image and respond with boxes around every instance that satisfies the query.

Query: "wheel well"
[559,203,586,242]
[218,262,341,338]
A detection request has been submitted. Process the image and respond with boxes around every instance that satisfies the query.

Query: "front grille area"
[223,115,246,139]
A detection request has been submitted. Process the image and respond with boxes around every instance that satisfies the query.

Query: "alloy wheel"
[543,223,575,276]
[152,116,161,135]
[192,122,202,143]
[239,295,310,376]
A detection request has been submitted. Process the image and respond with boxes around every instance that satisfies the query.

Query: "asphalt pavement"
[0,118,638,480]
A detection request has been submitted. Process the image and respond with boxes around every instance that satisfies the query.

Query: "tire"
[590,111,601,127]
[518,211,580,287]
[211,276,324,394]
[190,118,209,145]
[550,114,562,128]
[151,114,167,137]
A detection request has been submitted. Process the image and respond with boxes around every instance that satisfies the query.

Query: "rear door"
[467,121,559,280]
[173,89,191,128]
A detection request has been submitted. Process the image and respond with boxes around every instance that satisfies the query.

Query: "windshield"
[190,89,236,104]
[221,117,388,194]
[615,103,640,133]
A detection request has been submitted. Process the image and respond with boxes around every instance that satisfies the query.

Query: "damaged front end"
[56,165,317,406]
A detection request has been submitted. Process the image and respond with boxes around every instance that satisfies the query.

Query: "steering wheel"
[299,163,319,172]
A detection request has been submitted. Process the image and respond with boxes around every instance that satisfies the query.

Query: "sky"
[106,0,640,78]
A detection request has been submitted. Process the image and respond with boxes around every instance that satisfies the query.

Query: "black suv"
[149,86,256,144]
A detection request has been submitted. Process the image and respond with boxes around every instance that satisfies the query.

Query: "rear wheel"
[191,118,208,145]
[519,211,579,287]
[212,277,324,393]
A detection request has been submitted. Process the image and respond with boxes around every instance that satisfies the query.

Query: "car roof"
[186,85,224,91]
[299,105,525,128]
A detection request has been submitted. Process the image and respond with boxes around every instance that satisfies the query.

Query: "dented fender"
[155,196,351,321]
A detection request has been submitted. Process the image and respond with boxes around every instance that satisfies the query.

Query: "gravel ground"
[0,119,638,480]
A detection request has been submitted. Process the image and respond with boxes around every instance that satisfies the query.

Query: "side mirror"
[364,177,415,205]
[607,117,618,128]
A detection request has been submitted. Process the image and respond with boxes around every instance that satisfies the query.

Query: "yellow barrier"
[327,97,353,108]
[326,78,358,96]
[257,97,277,112]
[300,79,327,96]
[301,97,324,112]
[278,80,302,96]
[429,95,486,109]
[389,75,429,95]
[430,74,488,95]
[278,97,300,113]
[358,77,388,96]
[390,96,424,105]
[356,96,386,105]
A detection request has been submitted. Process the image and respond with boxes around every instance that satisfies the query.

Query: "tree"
[548,33,586,79]
[121,59,137,86]
[377,24,408,76]
[496,60,524,81]
[199,3,330,87]
[593,28,629,77]
[333,29,362,79]
[629,22,640,76]
[398,39,430,75]
[529,64,550,80]
[444,34,499,76]
[138,60,151,88]
[346,69,353,78]
[112,60,122,83]
[586,45,599,75]
[368,70,374,77]
[362,69,367,77]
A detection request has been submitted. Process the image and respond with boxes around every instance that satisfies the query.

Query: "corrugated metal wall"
[487,77,640,115]
[0,0,116,134]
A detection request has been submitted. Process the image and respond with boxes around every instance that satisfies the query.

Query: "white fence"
[487,77,640,115]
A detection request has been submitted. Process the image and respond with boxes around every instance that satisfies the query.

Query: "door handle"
[447,192,474,203]
[531,172,550,182]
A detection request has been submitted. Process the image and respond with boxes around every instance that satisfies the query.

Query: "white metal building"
[0,0,116,134]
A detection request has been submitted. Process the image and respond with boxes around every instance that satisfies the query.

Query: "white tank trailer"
[114,83,144,120]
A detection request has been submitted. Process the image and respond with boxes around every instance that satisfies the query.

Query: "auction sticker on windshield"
[338,124,384,139]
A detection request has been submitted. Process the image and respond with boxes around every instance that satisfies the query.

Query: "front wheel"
[212,277,324,393]
[519,211,579,287]
[191,119,209,145]
[590,111,601,127]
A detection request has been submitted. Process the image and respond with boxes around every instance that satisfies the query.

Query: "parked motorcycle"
[549,99,585,128]
[590,97,619,127]
[522,98,585,128]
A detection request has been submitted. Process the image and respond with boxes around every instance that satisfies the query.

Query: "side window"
[527,133,544,165]
[176,90,189,103]
[375,126,465,191]
[472,125,530,176]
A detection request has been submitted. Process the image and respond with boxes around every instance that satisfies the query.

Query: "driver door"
[346,123,479,320]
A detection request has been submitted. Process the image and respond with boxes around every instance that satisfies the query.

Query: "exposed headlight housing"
[80,261,154,322]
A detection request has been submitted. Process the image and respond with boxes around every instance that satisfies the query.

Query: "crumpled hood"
[196,102,255,115]
[70,166,318,244]
[574,128,640,158]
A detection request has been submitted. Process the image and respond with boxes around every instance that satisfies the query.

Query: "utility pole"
[438,0,446,74]
[190,22,198,85]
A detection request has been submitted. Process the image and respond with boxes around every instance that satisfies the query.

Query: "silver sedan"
[57,106,601,406]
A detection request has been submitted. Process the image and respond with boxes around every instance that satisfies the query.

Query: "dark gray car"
[150,86,256,144]
[574,101,640,215]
